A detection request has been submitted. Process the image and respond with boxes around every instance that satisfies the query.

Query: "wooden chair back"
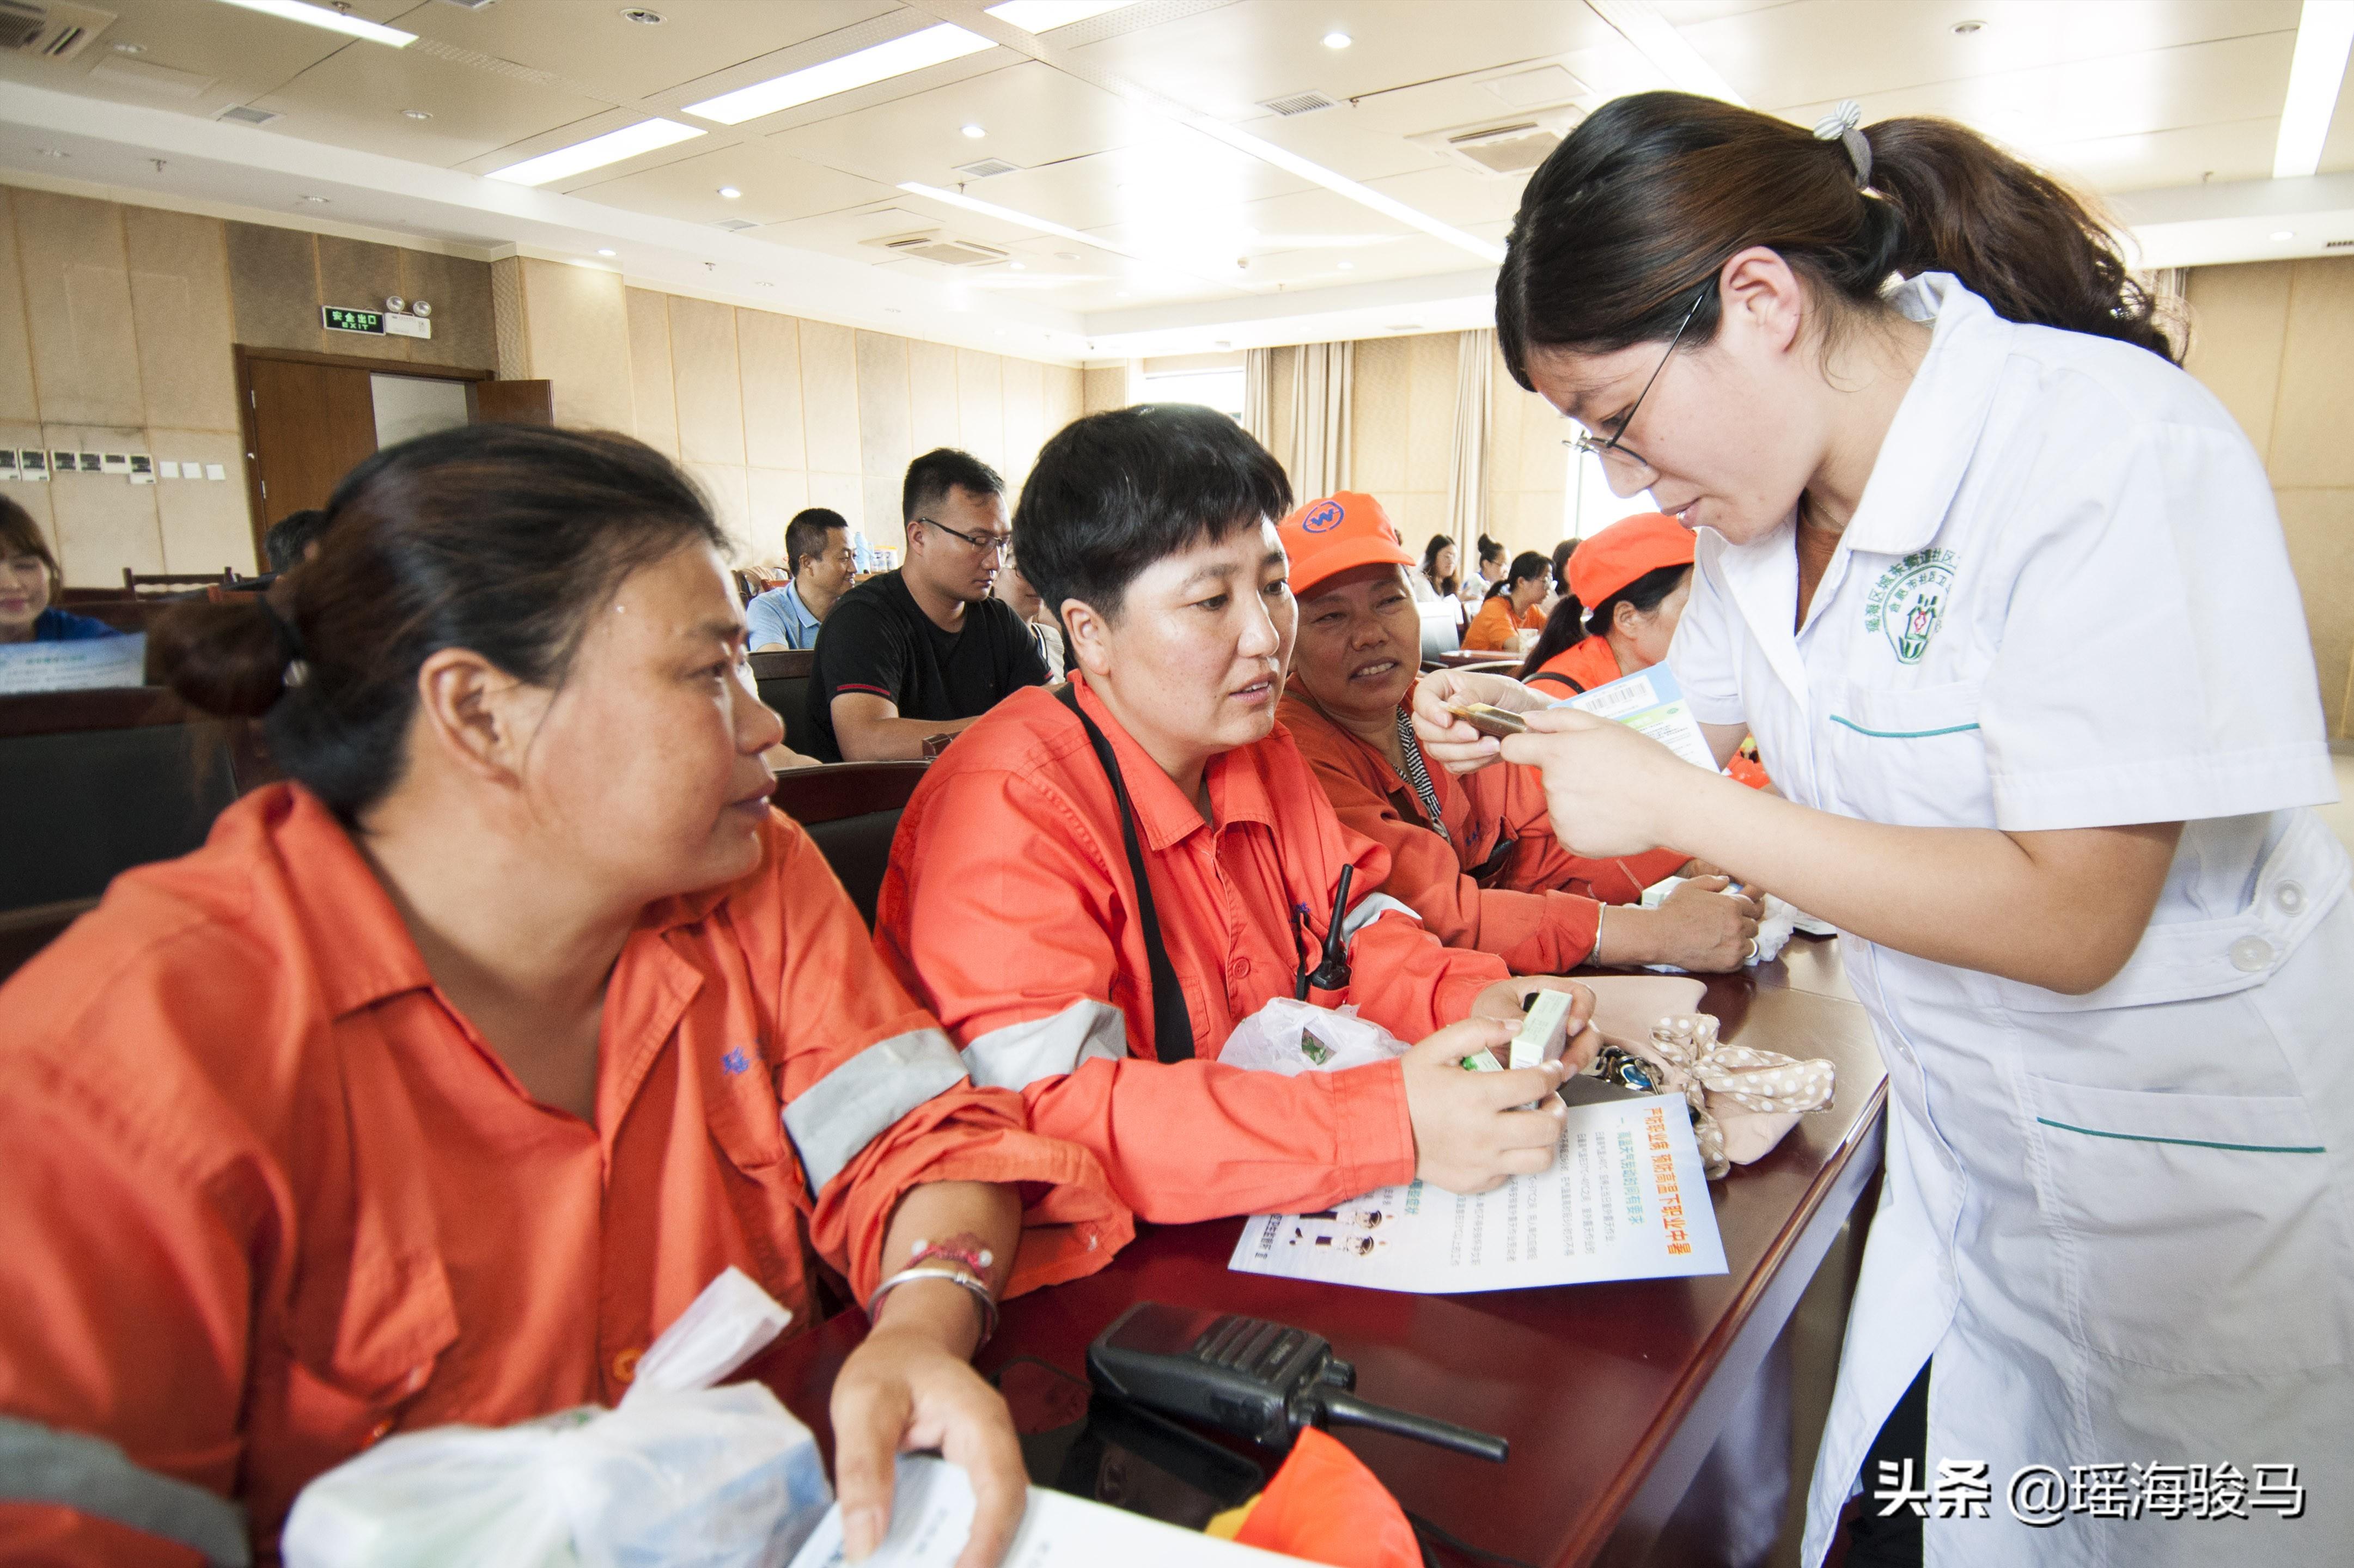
[769,760,929,928]
[749,648,819,758]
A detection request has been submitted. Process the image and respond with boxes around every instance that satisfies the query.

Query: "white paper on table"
[0,633,145,693]
[1229,1094,1726,1293]
[785,1455,1302,1568]
[1554,665,1717,772]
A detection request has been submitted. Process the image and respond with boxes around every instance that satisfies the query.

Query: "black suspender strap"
[1056,685,1195,1062]
[1525,669,1587,695]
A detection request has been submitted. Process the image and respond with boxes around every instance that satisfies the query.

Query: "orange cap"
[1566,512,1695,606]
[1279,491,1417,596]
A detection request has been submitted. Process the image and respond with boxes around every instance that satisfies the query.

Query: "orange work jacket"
[0,785,1126,1565]
[1461,595,1542,652]
[873,676,1510,1226]
[1526,632,1623,695]
[1279,692,1688,973]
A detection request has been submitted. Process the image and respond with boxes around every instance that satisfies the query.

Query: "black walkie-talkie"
[1087,1302,1509,1463]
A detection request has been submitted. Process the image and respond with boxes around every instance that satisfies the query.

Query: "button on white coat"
[2277,880,2306,916]
[2230,935,2276,973]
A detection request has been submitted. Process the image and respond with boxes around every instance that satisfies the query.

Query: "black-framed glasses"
[917,516,1013,558]
[1568,284,1711,474]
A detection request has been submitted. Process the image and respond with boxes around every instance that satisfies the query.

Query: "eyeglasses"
[1568,284,1711,475]
[917,516,1013,558]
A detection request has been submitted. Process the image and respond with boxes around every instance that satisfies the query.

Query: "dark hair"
[1014,404,1291,622]
[1550,537,1577,592]
[0,495,59,596]
[904,448,1003,525]
[784,507,849,573]
[1516,561,1691,679]
[1485,550,1550,602]
[151,425,725,823]
[1475,534,1504,569]
[263,509,330,573]
[1497,91,2175,390]
[1419,533,1457,596]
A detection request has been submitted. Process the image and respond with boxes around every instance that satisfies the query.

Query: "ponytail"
[1517,594,1588,679]
[1497,91,2175,384]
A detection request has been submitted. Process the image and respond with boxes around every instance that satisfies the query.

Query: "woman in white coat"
[1419,93,2351,1567]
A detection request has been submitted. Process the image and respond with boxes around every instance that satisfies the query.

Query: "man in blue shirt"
[747,508,855,651]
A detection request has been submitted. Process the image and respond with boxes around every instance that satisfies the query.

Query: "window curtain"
[1285,340,1353,499]
[1446,328,1493,559]
[1243,347,1276,449]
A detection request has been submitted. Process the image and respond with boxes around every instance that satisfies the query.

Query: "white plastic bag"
[283,1267,831,1568]
[1637,876,1823,969]
[1215,996,1411,1077]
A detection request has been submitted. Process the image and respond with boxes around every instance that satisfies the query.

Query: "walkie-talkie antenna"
[1296,1388,1510,1463]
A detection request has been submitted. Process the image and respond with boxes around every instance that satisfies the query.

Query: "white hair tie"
[1813,99,1871,188]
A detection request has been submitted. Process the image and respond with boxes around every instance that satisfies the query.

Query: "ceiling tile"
[252,35,620,167]
[766,60,1160,187]
[570,141,899,225]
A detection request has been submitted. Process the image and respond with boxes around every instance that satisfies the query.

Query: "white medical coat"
[1669,274,2354,1566]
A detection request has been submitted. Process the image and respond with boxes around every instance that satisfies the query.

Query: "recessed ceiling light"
[488,119,704,185]
[1337,260,1353,270]
[1322,29,1352,48]
[2274,2,2354,178]
[402,108,431,120]
[1009,261,1026,270]
[35,147,66,158]
[297,194,331,204]
[596,248,617,256]
[961,123,986,138]
[686,23,994,124]
[718,185,742,198]
[1950,19,1984,35]
[2272,229,2297,241]
[111,41,145,54]
[1056,251,1081,260]
[620,6,666,22]
[208,0,415,47]
[1115,291,1130,298]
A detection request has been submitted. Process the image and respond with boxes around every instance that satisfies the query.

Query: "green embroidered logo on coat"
[1862,549,1957,664]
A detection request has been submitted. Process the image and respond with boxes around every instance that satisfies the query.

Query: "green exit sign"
[322,306,384,334]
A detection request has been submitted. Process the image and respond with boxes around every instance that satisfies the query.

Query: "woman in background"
[1518,511,1694,694]
[1461,550,1549,651]
[0,499,121,643]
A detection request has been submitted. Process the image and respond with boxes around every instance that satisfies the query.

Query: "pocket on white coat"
[2023,1072,2354,1375]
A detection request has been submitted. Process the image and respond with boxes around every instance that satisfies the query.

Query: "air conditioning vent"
[215,103,283,127]
[711,217,759,232]
[1410,107,1585,179]
[0,1,113,59]
[1258,89,1339,117]
[870,232,1011,267]
[952,156,1020,180]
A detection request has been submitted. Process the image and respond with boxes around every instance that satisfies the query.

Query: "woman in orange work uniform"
[1459,550,1550,651]
[0,427,1123,1568]
[1277,493,1758,974]
[876,405,1593,1228]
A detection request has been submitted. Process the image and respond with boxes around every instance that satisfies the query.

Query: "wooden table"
[760,938,1883,1568]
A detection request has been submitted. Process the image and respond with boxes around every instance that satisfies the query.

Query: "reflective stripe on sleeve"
[1339,892,1419,945]
[960,999,1129,1091]
[783,1027,972,1194]
[0,1417,251,1567]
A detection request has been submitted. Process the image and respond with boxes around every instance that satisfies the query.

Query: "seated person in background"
[263,507,330,573]
[1278,493,1758,974]
[808,448,1047,761]
[1460,532,1505,604]
[876,405,1590,1225]
[748,507,855,651]
[1520,511,1692,695]
[1461,550,1551,651]
[1536,536,1577,620]
[0,425,1122,1566]
[992,551,1066,675]
[0,499,120,642]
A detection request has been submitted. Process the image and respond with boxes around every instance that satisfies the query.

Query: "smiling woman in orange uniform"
[877,405,1591,1228]
[1277,492,1758,975]
[0,426,1123,1568]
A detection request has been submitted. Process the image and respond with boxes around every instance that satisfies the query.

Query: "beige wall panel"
[316,236,411,364]
[855,330,911,487]
[16,192,143,428]
[1403,333,1457,497]
[399,251,496,371]
[153,427,257,575]
[861,472,901,553]
[0,419,53,548]
[45,422,162,582]
[1398,489,1450,553]
[746,466,810,563]
[666,295,745,466]
[685,460,750,553]
[1002,357,1044,486]
[798,320,861,474]
[1350,337,1410,497]
[1082,364,1127,414]
[2275,487,2354,734]
[956,351,1005,473]
[908,340,960,457]
[807,470,864,540]
[1517,391,1564,492]
[520,259,633,432]
[490,255,527,380]
[2182,261,2291,458]
[624,288,678,457]
[1267,350,1297,485]
[0,195,40,423]
[1043,365,1083,444]
[123,209,240,434]
[2266,260,2354,489]
[224,221,321,354]
[737,308,807,472]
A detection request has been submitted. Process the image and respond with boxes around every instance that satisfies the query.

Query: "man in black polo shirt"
[807,448,1050,761]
